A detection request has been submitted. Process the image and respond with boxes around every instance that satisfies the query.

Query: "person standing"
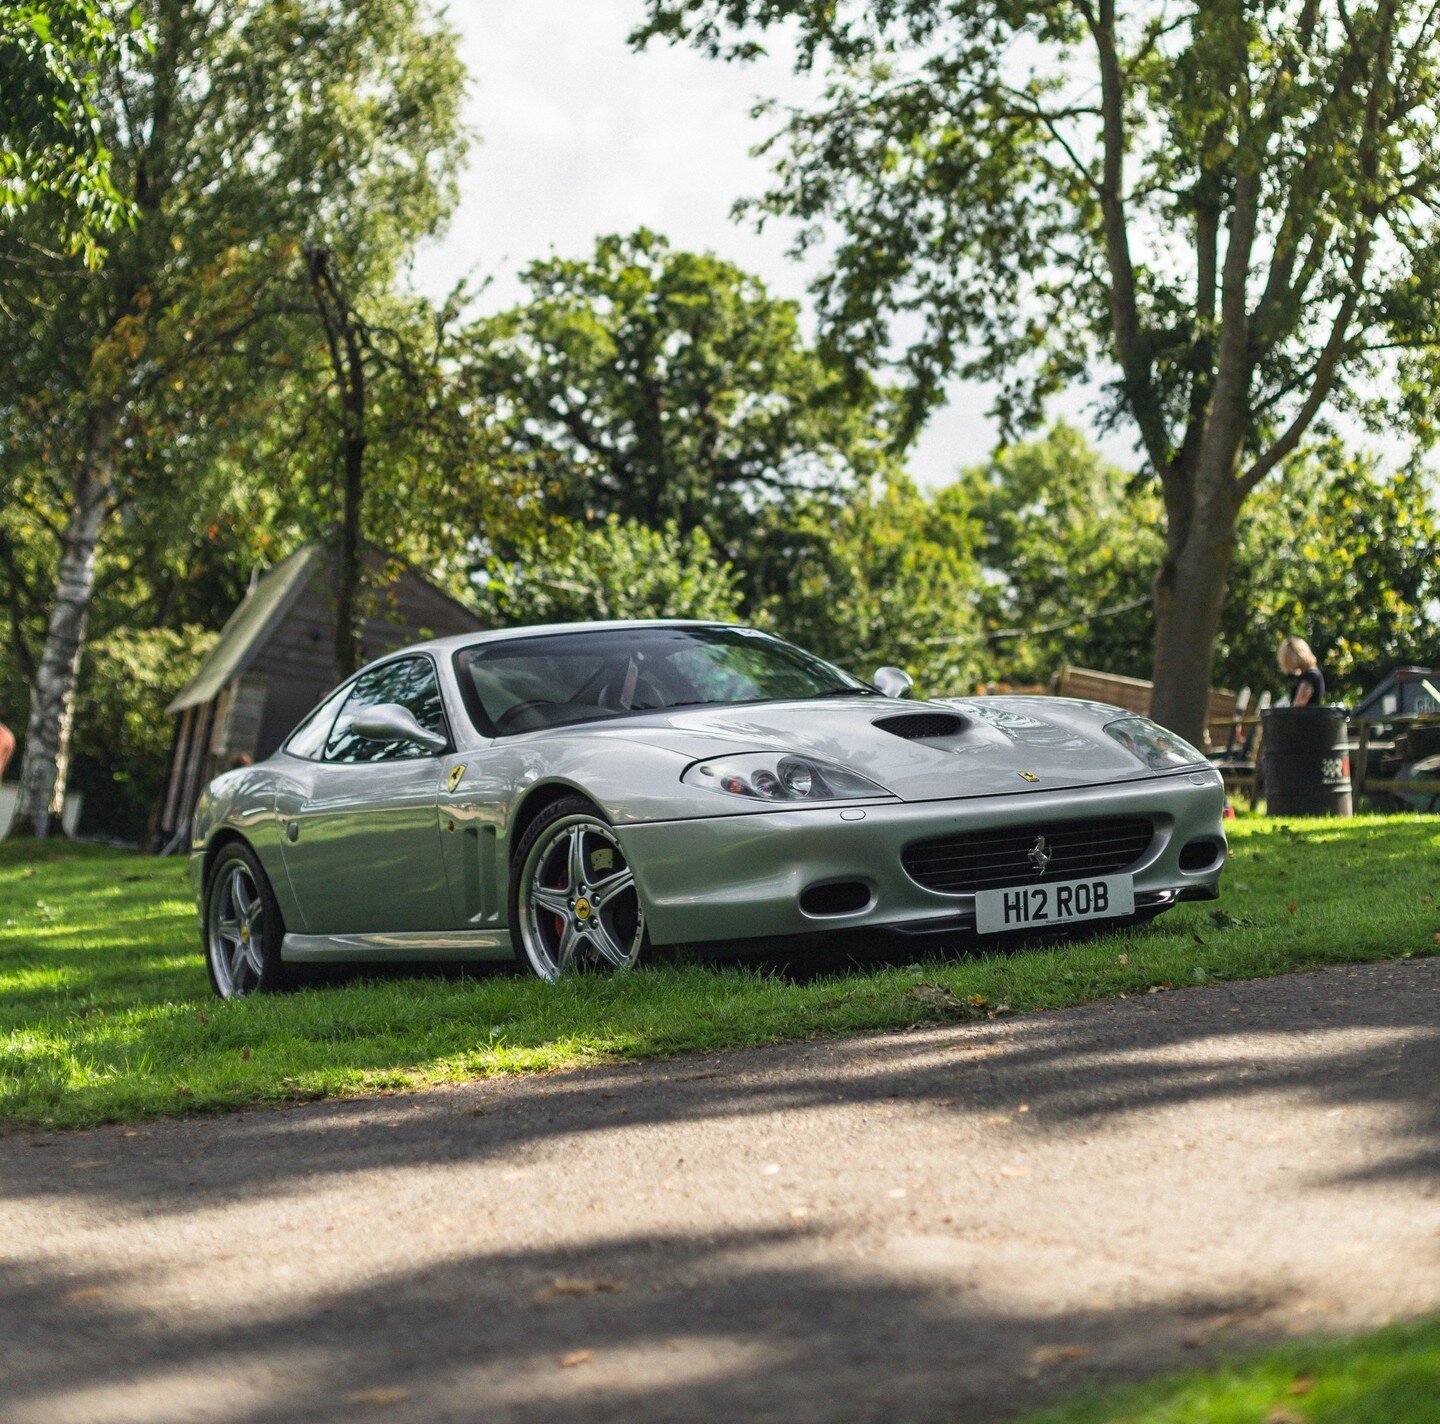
[0,714,14,781]
[1278,636,1326,707]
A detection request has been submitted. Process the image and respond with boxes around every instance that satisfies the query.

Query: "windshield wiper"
[807,686,883,698]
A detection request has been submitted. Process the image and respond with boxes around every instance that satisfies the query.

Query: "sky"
[411,0,1128,487]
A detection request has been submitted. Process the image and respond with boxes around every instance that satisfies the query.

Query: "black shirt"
[1291,666,1325,706]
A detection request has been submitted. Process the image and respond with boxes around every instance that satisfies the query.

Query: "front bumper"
[616,771,1226,946]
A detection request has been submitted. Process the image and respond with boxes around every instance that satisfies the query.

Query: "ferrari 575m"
[192,620,1227,995]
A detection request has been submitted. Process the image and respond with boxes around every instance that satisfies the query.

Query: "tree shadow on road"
[3,961,1438,1421]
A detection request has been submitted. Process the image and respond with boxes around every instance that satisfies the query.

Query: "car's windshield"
[454,625,872,736]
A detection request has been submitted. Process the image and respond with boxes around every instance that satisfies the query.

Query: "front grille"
[874,712,966,741]
[903,817,1154,896]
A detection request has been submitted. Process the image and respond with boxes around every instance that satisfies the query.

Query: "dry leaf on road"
[561,1350,594,1368]
[1030,1344,1090,1366]
[537,1278,621,1300]
[346,1387,411,1407]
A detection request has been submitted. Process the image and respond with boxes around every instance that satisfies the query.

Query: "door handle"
[286,820,300,843]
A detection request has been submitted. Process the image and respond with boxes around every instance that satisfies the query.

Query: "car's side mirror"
[873,666,914,699]
[349,702,447,753]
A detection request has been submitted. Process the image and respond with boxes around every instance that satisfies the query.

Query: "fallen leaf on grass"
[346,1387,411,1407]
[910,984,969,1013]
[241,1047,251,1062]
[1210,909,1258,929]
[1265,1410,1306,1424]
[1116,953,1129,965]
[1287,1375,1316,1396]
[560,1350,593,1368]
[538,1278,621,1300]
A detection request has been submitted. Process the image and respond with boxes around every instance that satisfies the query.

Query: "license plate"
[974,875,1134,934]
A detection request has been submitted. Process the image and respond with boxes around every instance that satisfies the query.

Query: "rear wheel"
[204,841,287,998]
[511,796,648,981]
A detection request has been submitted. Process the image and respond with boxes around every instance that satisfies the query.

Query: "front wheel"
[204,841,287,998]
[510,796,648,981]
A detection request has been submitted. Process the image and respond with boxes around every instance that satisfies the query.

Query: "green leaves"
[467,227,902,566]
[0,0,137,264]
[475,517,743,627]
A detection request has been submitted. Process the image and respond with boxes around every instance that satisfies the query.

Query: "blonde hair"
[1277,636,1318,674]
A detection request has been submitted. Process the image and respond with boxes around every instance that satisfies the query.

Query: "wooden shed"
[157,543,481,850]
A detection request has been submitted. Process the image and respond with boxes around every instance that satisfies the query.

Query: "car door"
[275,655,455,934]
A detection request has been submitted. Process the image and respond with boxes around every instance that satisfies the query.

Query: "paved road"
[3,959,1438,1424]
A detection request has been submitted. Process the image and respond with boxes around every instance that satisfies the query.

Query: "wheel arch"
[201,827,255,891]
[507,780,605,863]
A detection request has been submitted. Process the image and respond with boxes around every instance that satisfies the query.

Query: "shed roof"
[166,546,320,714]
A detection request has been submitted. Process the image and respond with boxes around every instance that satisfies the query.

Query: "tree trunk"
[334,417,365,679]
[1149,494,1237,747]
[11,446,114,838]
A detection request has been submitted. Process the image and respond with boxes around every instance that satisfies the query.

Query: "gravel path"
[3,958,1438,1424]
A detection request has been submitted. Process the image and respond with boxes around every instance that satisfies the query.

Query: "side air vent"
[874,712,967,741]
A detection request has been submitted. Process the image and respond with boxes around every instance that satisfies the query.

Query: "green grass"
[1022,1316,1440,1424]
[1,815,1436,1130]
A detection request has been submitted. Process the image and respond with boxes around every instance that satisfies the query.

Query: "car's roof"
[391,618,750,664]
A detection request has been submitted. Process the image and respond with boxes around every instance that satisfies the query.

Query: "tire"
[509,795,649,981]
[203,840,288,999]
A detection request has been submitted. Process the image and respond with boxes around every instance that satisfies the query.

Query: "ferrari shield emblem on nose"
[1028,835,1052,875]
[1017,770,1040,783]
[448,764,465,793]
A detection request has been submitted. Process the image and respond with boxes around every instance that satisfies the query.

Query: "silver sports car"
[192,620,1227,996]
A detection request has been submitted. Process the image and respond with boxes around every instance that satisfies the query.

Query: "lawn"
[1,815,1436,1130]
[1023,1316,1440,1424]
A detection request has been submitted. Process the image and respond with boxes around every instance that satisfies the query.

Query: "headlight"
[683,753,890,802]
[1105,716,1206,770]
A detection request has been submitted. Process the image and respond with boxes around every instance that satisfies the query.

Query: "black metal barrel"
[1261,706,1353,817]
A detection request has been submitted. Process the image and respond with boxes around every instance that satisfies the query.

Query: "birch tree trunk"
[11,427,115,838]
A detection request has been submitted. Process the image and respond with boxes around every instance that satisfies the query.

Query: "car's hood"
[593,695,1170,802]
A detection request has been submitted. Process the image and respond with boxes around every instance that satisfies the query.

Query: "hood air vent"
[874,711,967,741]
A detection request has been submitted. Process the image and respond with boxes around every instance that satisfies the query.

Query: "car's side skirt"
[280,929,515,964]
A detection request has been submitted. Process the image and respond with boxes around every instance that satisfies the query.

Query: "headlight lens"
[1105,716,1206,770]
[683,753,890,802]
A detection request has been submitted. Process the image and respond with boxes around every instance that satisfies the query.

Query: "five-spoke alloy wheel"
[513,797,647,981]
[204,842,286,998]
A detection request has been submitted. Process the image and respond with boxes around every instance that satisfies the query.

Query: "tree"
[748,475,987,694]
[475,516,743,627]
[940,425,1439,701]
[0,0,133,266]
[1221,445,1440,697]
[953,424,1161,685]
[468,229,902,573]
[1,0,467,835]
[638,0,1440,741]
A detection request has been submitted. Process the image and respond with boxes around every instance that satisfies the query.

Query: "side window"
[324,657,447,764]
[284,684,352,760]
